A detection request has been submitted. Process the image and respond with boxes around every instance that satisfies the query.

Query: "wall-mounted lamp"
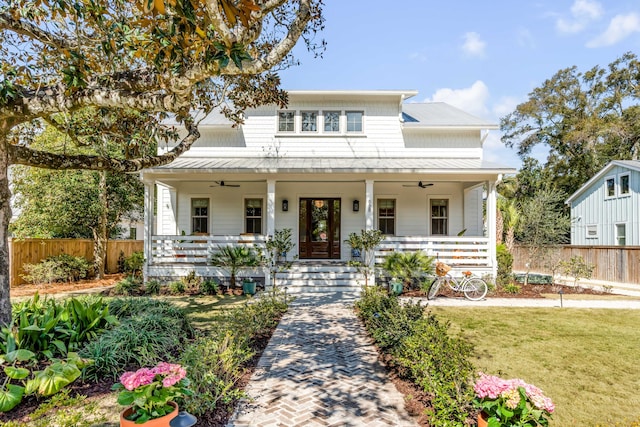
[282,199,289,212]
[352,199,359,212]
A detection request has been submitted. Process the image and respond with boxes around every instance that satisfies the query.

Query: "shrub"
[496,243,513,286]
[123,251,144,276]
[181,271,202,294]
[21,254,91,284]
[502,282,521,294]
[169,280,185,294]
[113,275,143,296]
[201,279,220,295]
[559,255,595,287]
[145,279,160,295]
[355,287,476,426]
[80,298,193,381]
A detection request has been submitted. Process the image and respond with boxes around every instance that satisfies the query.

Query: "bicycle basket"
[435,262,451,277]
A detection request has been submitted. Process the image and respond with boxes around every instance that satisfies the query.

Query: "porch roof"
[146,157,516,175]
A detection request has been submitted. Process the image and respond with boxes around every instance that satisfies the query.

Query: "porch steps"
[274,263,364,293]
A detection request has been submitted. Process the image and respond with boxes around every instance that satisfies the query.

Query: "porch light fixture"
[353,199,359,212]
[282,199,289,212]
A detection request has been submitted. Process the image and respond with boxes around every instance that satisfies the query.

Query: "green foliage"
[180,289,289,415]
[80,298,193,381]
[145,279,161,295]
[0,294,117,358]
[345,229,384,286]
[559,255,595,287]
[200,279,220,295]
[380,251,434,289]
[209,245,261,288]
[181,270,203,294]
[355,286,475,426]
[123,251,144,276]
[496,244,513,287]
[21,254,92,285]
[502,282,522,294]
[0,349,91,413]
[264,228,297,287]
[113,275,143,296]
[169,280,186,294]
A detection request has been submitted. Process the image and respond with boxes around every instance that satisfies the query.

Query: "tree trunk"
[496,209,504,245]
[0,139,13,326]
[93,171,108,279]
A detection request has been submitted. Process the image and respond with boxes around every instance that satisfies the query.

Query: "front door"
[299,198,341,259]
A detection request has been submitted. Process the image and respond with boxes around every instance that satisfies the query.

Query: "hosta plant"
[474,373,555,426]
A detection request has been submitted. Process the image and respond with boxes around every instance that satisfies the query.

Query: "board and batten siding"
[570,165,640,245]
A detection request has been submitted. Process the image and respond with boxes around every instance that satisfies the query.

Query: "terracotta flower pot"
[477,412,488,427]
[120,401,178,427]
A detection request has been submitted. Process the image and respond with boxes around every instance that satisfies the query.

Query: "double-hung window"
[378,199,395,235]
[191,198,209,234]
[245,199,263,234]
[346,111,363,133]
[431,199,448,235]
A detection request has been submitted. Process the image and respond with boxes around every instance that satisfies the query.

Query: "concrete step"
[279,285,362,294]
[276,278,363,287]
[276,271,361,280]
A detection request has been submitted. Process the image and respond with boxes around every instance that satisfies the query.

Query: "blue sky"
[279,0,640,170]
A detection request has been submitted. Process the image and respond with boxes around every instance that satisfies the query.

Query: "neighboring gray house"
[567,160,640,246]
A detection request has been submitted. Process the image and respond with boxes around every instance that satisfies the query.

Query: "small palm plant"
[209,246,261,288]
[381,251,434,290]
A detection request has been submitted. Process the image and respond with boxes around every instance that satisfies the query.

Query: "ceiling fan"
[402,181,434,188]
[209,181,240,188]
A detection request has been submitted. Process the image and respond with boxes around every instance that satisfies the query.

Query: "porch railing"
[375,236,491,267]
[151,234,267,264]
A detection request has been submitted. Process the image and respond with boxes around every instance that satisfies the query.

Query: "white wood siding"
[570,165,640,245]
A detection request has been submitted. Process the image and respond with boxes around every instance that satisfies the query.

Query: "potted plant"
[112,362,192,426]
[264,228,297,288]
[345,229,384,287]
[380,251,434,294]
[209,245,261,289]
[242,277,257,295]
[344,232,363,260]
[473,373,554,427]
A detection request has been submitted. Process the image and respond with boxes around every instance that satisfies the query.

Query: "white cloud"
[426,80,490,118]
[556,0,603,33]
[516,28,536,49]
[493,96,521,119]
[587,12,640,47]
[461,32,486,57]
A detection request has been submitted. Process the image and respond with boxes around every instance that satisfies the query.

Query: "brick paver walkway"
[227,301,417,427]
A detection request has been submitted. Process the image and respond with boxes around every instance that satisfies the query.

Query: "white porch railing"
[150,234,267,264]
[375,236,491,267]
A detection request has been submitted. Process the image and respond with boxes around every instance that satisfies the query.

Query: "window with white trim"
[586,224,598,239]
[616,223,626,246]
[278,111,295,132]
[301,111,318,132]
[620,173,630,196]
[191,198,209,234]
[430,199,448,235]
[605,176,615,198]
[324,111,340,132]
[378,199,395,235]
[346,111,363,132]
[245,199,263,234]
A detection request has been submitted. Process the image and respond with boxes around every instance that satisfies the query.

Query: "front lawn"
[431,307,640,426]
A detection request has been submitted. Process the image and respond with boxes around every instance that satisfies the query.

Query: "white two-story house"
[140,90,515,291]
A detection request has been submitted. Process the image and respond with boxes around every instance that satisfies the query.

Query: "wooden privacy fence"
[9,238,143,286]
[512,245,640,285]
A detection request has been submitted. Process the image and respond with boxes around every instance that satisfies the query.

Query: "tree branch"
[0,11,74,52]
[8,120,200,172]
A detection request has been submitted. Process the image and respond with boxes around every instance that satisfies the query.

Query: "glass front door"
[298,198,341,259]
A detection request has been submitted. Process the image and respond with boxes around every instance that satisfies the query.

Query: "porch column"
[265,180,275,288]
[365,179,374,230]
[487,180,498,278]
[143,180,154,283]
[365,179,375,285]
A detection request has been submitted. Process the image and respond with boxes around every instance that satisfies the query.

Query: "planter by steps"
[242,279,257,295]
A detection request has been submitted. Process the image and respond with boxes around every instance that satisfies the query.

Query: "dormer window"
[301,111,318,132]
[278,111,295,132]
[324,111,340,132]
[346,111,363,132]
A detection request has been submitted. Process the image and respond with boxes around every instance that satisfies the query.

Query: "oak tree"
[0,0,324,325]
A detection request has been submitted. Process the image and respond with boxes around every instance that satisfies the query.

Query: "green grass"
[157,294,247,333]
[431,307,640,426]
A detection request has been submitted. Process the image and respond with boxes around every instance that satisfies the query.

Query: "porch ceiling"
[145,157,515,175]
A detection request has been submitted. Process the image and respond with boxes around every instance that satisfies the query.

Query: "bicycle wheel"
[463,278,488,301]
[427,277,442,300]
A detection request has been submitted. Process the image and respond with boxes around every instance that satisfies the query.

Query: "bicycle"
[427,264,488,301]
